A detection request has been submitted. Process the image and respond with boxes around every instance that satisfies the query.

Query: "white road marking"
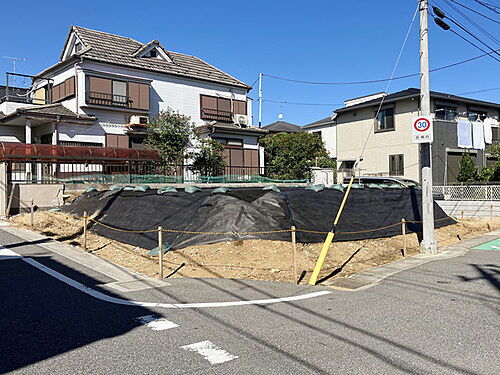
[181,340,238,365]
[135,315,178,331]
[0,248,23,260]
[1,246,331,309]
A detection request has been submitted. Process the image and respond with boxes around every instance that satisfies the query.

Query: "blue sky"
[0,0,498,125]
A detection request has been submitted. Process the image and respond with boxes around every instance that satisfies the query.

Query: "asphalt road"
[0,227,499,374]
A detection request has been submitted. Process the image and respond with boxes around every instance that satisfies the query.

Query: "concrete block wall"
[436,200,500,219]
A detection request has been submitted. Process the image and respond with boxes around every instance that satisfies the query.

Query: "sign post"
[411,116,433,144]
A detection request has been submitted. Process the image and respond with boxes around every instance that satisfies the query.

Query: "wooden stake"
[461,210,464,220]
[83,211,88,252]
[401,218,406,257]
[158,226,164,279]
[490,204,493,223]
[5,183,15,218]
[30,198,34,228]
[291,226,298,284]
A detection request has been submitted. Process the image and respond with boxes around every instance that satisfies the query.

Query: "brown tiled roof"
[0,104,95,122]
[197,122,268,135]
[67,26,250,89]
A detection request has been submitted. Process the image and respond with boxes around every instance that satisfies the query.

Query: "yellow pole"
[309,175,356,285]
[291,226,298,284]
[158,226,164,279]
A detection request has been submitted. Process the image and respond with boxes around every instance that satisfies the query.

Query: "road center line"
[181,340,238,364]
[1,246,331,309]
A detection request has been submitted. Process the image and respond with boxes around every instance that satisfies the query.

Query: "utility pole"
[419,0,437,254]
[258,72,263,128]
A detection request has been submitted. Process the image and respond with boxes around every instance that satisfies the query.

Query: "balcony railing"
[201,108,233,122]
[87,91,131,108]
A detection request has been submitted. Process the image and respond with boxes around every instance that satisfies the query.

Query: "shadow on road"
[0,256,153,374]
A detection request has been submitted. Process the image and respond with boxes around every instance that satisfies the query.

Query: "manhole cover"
[322,277,373,290]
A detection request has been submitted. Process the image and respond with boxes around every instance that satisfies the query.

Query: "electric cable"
[263,99,343,106]
[474,0,500,14]
[359,3,419,161]
[457,86,500,95]
[447,0,500,23]
[262,48,499,86]
[439,0,500,45]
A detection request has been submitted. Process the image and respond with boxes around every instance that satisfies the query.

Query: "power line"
[457,86,500,95]
[474,0,500,14]
[447,0,500,23]
[432,3,500,54]
[429,6,500,62]
[439,0,500,45]
[263,99,343,106]
[262,48,499,85]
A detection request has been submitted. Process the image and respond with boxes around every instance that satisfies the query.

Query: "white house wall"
[336,98,421,181]
[57,122,105,145]
[306,124,336,158]
[79,61,249,126]
[0,126,24,142]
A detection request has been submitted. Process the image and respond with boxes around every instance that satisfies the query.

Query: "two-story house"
[0,26,267,170]
[333,88,500,184]
[303,116,337,159]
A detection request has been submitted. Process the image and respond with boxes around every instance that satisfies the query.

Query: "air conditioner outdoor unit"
[233,114,248,127]
[129,115,149,125]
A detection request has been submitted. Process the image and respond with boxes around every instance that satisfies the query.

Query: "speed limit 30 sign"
[411,116,433,143]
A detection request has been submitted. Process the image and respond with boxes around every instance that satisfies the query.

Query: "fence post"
[401,218,406,257]
[490,204,493,223]
[30,198,34,228]
[158,226,164,279]
[83,211,88,252]
[291,226,298,284]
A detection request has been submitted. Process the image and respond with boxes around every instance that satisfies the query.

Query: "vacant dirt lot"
[10,211,499,284]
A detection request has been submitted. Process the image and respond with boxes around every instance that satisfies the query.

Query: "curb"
[323,229,500,291]
[0,220,171,291]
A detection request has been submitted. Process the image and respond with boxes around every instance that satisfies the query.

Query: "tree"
[188,139,226,176]
[259,132,335,180]
[456,152,478,183]
[144,108,194,164]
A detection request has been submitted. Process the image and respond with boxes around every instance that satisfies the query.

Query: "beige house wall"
[336,98,421,181]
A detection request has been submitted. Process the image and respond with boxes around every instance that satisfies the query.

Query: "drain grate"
[322,277,373,290]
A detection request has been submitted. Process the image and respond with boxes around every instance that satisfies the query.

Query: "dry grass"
[10,211,500,284]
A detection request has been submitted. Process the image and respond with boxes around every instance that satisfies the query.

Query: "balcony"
[87,92,132,108]
[200,108,233,122]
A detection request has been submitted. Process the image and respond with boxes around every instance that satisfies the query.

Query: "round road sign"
[413,117,431,132]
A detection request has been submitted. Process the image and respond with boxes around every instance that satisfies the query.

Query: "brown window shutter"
[201,95,217,109]
[128,82,140,109]
[51,85,60,102]
[234,100,247,115]
[138,83,149,110]
[117,134,129,148]
[217,98,231,112]
[59,82,66,100]
[66,76,75,97]
[106,134,116,147]
[230,148,244,166]
[89,76,112,94]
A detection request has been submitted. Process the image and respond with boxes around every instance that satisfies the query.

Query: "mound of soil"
[9,211,498,284]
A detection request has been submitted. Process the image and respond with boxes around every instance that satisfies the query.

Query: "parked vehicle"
[343,176,445,200]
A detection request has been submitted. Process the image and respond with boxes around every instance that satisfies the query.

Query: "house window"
[375,108,394,132]
[389,154,404,176]
[233,100,247,115]
[87,76,149,110]
[313,130,322,138]
[51,77,75,103]
[59,141,103,147]
[74,42,83,53]
[200,95,232,122]
[492,127,500,142]
[105,134,129,148]
[468,108,488,122]
[435,104,457,121]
